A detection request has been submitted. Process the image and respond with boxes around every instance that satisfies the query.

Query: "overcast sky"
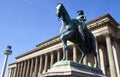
[0,0,120,76]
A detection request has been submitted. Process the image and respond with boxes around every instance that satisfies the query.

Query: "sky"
[0,0,120,77]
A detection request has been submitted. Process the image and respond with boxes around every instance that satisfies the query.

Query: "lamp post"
[0,45,12,77]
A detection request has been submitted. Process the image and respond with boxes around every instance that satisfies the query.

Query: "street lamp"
[0,45,12,77]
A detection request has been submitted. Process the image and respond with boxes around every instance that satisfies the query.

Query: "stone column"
[11,68,15,77]
[22,61,26,77]
[50,52,54,68]
[9,68,13,77]
[30,58,34,77]
[10,68,14,77]
[44,54,48,72]
[83,56,87,65]
[73,45,77,62]
[57,50,60,62]
[99,45,105,74]
[105,33,117,77]
[112,39,120,77]
[34,57,38,77]
[19,62,23,77]
[7,68,11,77]
[13,65,17,77]
[16,63,20,77]
[66,50,68,60]
[26,59,30,77]
[38,55,43,76]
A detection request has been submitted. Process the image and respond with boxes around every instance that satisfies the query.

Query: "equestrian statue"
[56,3,99,69]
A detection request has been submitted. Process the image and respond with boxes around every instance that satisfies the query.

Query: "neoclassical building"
[8,14,120,77]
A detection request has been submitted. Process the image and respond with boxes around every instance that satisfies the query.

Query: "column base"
[42,61,106,77]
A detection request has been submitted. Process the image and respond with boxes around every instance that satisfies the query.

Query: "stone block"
[43,61,106,77]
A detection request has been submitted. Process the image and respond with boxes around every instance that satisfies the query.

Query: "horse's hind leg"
[94,50,99,69]
[78,42,86,64]
[79,52,85,64]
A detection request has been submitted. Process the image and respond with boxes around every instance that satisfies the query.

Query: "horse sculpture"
[56,3,99,68]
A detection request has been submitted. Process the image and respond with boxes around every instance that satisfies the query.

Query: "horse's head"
[56,3,65,19]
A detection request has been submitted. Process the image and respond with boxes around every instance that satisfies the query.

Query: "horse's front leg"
[60,35,67,61]
[60,29,74,61]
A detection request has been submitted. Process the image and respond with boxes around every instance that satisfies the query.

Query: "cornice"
[36,34,60,48]
[87,13,119,31]
[87,13,119,26]
[87,20,108,31]
[9,62,17,66]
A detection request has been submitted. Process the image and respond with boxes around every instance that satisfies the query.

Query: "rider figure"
[76,10,91,40]
[76,10,86,29]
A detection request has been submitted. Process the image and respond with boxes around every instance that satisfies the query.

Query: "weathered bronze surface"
[56,3,99,69]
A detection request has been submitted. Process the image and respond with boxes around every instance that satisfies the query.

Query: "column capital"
[50,51,54,54]
[103,32,112,37]
[72,44,77,47]
[94,36,97,39]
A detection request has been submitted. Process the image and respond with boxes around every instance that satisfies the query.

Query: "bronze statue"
[56,3,99,69]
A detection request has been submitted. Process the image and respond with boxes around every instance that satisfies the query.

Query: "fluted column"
[44,54,48,72]
[30,58,34,77]
[10,68,13,77]
[113,39,120,77]
[99,45,105,74]
[7,68,11,77]
[13,64,17,77]
[16,63,20,77]
[38,55,43,76]
[11,68,14,77]
[34,57,38,77]
[50,52,54,68]
[9,68,13,77]
[66,50,68,60]
[19,62,23,77]
[22,61,26,77]
[73,45,77,62]
[57,50,60,62]
[26,59,30,77]
[105,33,117,77]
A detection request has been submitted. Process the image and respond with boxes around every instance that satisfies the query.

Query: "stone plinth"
[43,61,106,77]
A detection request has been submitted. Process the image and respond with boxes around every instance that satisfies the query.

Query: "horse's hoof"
[61,58,66,61]
[79,61,82,64]
[96,66,99,69]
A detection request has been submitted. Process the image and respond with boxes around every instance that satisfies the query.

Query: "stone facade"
[8,14,120,77]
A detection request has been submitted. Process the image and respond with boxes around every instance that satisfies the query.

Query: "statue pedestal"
[42,61,106,77]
